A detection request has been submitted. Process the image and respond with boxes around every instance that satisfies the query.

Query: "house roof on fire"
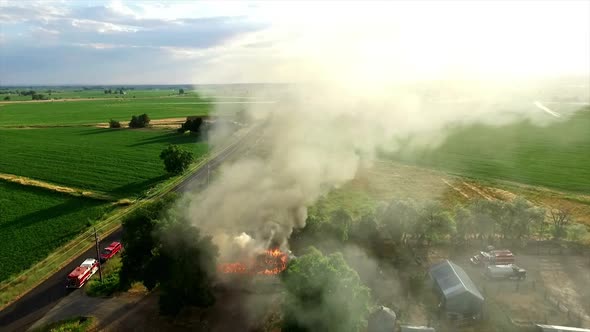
[428,260,483,302]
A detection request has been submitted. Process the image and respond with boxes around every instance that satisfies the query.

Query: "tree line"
[294,196,587,266]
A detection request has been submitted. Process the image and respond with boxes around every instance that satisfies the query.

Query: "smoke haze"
[180,1,590,258]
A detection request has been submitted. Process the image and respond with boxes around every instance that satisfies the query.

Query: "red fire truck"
[100,241,123,262]
[66,258,100,288]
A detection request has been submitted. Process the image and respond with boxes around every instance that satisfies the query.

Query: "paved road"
[0,128,259,332]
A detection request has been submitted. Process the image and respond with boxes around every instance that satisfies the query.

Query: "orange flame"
[218,248,289,275]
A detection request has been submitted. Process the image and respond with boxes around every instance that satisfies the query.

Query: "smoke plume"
[180,1,589,259]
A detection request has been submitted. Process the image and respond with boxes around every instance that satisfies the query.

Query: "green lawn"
[392,107,590,193]
[0,96,211,126]
[0,181,110,282]
[0,127,208,196]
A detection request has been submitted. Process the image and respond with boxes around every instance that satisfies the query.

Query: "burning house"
[217,248,289,276]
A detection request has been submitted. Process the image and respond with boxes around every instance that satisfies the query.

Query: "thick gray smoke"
[182,82,580,260]
[180,1,589,259]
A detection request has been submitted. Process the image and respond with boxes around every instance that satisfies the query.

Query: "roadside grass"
[0,96,211,126]
[85,256,122,297]
[0,181,111,282]
[0,127,208,197]
[391,107,590,194]
[31,316,94,332]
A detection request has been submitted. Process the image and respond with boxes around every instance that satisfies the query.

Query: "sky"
[0,0,589,85]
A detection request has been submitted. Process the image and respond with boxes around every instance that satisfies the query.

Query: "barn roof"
[536,324,590,332]
[428,260,483,302]
[401,326,436,332]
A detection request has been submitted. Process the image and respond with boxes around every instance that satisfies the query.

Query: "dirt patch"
[441,178,470,199]
[95,117,187,129]
[0,173,114,201]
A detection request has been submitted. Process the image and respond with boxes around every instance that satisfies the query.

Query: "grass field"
[0,127,208,196]
[0,96,214,126]
[0,181,111,282]
[392,107,590,194]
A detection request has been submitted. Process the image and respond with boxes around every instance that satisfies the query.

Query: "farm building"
[401,326,436,332]
[535,324,590,332]
[428,260,484,321]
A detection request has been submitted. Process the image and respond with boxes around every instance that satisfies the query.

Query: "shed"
[535,325,590,332]
[428,260,484,320]
[368,306,396,332]
[401,326,436,332]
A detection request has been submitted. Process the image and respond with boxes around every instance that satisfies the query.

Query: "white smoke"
[180,1,589,259]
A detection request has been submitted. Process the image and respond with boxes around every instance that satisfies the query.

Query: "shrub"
[129,113,150,128]
[108,119,121,128]
[178,116,204,134]
[3,96,9,101]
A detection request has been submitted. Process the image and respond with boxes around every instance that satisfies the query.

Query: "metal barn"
[428,260,484,321]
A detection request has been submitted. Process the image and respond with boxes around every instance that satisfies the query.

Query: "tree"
[3,96,10,101]
[157,216,218,315]
[378,199,418,246]
[160,144,194,174]
[119,195,218,315]
[109,119,121,128]
[503,198,545,241]
[179,88,185,95]
[454,205,474,244]
[178,116,204,134]
[468,200,502,242]
[119,195,177,290]
[413,201,454,246]
[281,247,371,332]
[550,206,573,240]
[129,113,151,128]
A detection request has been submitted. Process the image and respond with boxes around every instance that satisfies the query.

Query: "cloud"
[0,1,588,85]
[0,1,268,84]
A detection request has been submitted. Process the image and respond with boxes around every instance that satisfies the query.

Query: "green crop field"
[0,181,111,282]
[0,97,214,126]
[0,127,208,196]
[392,107,590,194]
[0,88,195,101]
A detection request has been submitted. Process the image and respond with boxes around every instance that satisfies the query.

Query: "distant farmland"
[0,127,208,197]
[0,97,213,126]
[392,107,590,193]
[0,181,110,282]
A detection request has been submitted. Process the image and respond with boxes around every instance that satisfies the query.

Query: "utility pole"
[94,227,103,282]
[207,162,210,187]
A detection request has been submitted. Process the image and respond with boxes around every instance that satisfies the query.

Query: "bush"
[108,119,121,128]
[129,113,150,128]
[177,116,204,134]
[160,144,194,174]
[3,96,9,101]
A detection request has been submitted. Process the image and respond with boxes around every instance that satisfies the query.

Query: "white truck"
[485,264,526,280]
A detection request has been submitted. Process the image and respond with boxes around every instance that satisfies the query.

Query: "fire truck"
[66,258,100,288]
[100,241,123,262]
